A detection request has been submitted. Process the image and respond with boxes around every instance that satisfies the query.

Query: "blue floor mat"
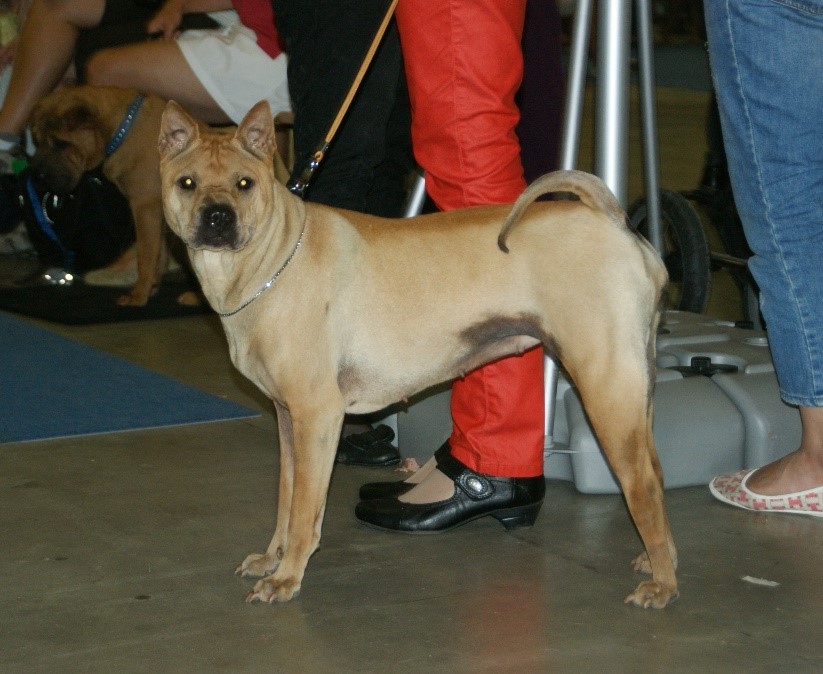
[0,312,259,443]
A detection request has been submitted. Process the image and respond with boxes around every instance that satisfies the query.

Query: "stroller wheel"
[629,189,711,313]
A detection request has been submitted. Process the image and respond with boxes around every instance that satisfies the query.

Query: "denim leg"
[704,0,823,406]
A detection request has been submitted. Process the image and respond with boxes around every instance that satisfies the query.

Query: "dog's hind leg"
[629,431,678,577]
[236,400,295,579]
[244,400,344,603]
[569,349,678,609]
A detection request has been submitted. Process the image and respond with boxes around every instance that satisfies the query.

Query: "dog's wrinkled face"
[158,100,279,252]
[29,94,107,195]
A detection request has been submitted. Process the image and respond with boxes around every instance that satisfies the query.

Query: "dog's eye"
[237,177,254,191]
[52,139,70,151]
[177,176,195,190]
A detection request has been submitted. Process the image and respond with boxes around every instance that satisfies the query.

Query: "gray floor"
[2,84,823,672]
[1,316,822,673]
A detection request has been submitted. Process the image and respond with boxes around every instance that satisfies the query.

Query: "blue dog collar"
[105,94,145,157]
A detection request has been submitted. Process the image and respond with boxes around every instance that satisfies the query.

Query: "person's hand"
[146,0,187,40]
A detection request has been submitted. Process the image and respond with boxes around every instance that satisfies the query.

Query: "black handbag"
[3,166,135,274]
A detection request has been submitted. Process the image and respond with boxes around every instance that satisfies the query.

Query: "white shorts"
[177,13,291,124]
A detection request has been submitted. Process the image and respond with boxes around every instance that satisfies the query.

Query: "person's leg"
[705,0,823,499]
[273,0,412,216]
[75,0,187,80]
[516,0,566,184]
[84,40,232,125]
[355,0,544,516]
[749,407,823,495]
[358,0,563,498]
[0,0,106,141]
[274,0,412,464]
[400,0,543,480]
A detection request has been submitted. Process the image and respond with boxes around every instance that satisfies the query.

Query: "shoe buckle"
[457,473,493,499]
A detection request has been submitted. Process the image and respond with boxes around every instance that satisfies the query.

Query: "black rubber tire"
[629,189,712,313]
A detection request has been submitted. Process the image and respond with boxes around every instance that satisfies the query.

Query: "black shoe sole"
[356,499,543,535]
[335,454,401,467]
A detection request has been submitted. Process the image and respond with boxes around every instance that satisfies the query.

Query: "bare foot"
[85,246,139,288]
[747,449,823,495]
[103,245,137,273]
[398,467,455,504]
[176,290,203,306]
[746,407,823,495]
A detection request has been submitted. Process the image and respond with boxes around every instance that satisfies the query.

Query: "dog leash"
[218,2,398,316]
[287,0,399,198]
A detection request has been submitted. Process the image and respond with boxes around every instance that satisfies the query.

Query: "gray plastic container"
[389,311,800,493]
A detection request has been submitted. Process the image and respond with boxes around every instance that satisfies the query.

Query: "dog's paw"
[176,290,203,306]
[631,551,652,574]
[235,552,279,578]
[244,574,301,604]
[624,581,679,609]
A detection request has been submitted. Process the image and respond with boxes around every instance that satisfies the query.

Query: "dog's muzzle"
[195,203,239,249]
[29,158,79,196]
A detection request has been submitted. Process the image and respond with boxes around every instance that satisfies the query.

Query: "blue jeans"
[704,0,823,406]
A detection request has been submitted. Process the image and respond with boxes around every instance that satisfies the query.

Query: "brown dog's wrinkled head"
[29,90,109,195]
[158,99,279,252]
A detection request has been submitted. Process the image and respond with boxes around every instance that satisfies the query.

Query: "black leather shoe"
[355,447,545,533]
[335,424,400,467]
[358,442,451,500]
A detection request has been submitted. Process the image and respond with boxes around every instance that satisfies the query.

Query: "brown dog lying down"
[158,99,679,609]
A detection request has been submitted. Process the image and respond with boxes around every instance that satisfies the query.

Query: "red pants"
[396,0,544,477]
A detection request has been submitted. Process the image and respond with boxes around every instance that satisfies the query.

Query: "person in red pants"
[355,0,547,532]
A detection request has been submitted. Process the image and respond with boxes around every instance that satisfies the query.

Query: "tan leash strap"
[287,0,399,198]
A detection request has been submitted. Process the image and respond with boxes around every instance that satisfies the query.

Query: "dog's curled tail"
[497,169,626,253]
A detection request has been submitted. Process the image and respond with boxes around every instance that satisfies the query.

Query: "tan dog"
[158,100,679,609]
[29,85,171,306]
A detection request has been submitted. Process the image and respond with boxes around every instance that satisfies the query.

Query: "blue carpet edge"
[0,312,261,444]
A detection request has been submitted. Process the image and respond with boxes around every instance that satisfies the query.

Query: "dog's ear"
[236,100,276,162]
[158,100,200,160]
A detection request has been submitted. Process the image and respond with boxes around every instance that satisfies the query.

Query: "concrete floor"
[2,85,823,672]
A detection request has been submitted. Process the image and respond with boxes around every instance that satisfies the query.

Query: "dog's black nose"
[196,204,238,248]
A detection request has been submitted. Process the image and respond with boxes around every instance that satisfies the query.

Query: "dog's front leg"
[236,400,295,579]
[117,203,165,306]
[244,402,344,603]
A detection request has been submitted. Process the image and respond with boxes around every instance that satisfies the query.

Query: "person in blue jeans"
[704,0,823,516]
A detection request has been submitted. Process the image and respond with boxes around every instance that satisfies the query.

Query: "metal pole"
[403,171,428,218]
[594,0,632,207]
[559,0,594,171]
[635,0,664,253]
[546,0,596,451]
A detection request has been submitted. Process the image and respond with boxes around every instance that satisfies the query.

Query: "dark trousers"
[272,0,413,217]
